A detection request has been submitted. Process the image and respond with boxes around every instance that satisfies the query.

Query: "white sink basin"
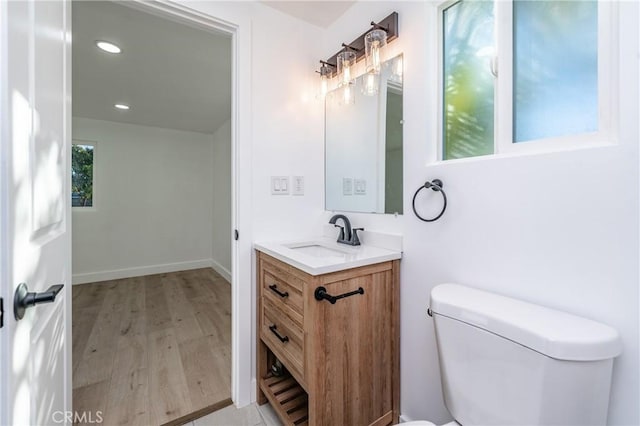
[285,243,349,258]
[255,237,402,276]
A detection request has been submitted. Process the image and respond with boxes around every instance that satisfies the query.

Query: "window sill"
[431,139,617,167]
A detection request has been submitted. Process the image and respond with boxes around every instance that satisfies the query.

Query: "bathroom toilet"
[403,283,622,426]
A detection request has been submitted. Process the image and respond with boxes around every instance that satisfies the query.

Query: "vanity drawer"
[261,298,304,379]
[262,270,303,324]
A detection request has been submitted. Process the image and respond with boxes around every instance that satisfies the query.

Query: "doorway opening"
[70,2,235,424]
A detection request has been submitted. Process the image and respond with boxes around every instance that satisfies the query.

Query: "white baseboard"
[210,258,232,283]
[72,259,213,285]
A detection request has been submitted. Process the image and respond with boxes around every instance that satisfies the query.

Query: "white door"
[0,0,72,425]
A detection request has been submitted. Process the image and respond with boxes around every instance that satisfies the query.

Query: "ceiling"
[72,1,231,134]
[261,1,355,28]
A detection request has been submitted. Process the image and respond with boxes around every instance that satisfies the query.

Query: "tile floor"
[184,402,283,426]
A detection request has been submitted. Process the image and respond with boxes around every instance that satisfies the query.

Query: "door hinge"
[234,229,239,241]
[0,297,4,328]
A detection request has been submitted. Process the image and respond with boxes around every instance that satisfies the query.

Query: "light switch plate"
[354,179,366,195]
[343,178,353,195]
[292,176,304,195]
[271,176,289,195]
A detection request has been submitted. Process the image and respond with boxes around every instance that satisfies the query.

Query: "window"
[440,0,612,161]
[72,142,94,207]
[443,0,495,159]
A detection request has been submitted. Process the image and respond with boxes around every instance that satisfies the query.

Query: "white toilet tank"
[430,284,622,426]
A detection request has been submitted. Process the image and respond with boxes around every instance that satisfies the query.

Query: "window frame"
[437,0,618,162]
[71,139,97,211]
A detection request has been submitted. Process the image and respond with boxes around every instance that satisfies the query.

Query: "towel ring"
[412,179,447,222]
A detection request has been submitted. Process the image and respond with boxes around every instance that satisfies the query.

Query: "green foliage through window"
[72,144,94,207]
[443,0,495,160]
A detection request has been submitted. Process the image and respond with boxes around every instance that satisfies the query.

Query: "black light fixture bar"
[341,42,361,52]
[321,11,398,77]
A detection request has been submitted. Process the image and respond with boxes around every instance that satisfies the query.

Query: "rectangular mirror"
[325,54,403,214]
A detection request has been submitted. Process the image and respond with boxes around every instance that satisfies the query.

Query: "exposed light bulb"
[342,66,351,86]
[320,77,329,98]
[362,72,379,96]
[341,84,355,105]
[372,42,381,72]
[365,29,387,74]
[337,50,356,88]
[318,63,333,99]
[343,85,351,104]
[391,56,403,83]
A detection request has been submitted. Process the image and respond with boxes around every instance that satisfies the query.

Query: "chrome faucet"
[329,214,364,246]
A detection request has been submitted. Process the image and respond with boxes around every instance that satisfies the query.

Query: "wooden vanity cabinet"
[256,251,400,426]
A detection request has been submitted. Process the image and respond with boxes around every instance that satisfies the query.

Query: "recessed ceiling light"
[114,104,130,110]
[96,40,122,54]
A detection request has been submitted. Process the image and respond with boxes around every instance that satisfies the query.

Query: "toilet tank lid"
[430,284,622,361]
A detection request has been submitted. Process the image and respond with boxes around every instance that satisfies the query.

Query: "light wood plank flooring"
[72,268,232,426]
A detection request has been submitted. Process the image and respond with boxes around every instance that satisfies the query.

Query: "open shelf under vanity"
[259,373,309,426]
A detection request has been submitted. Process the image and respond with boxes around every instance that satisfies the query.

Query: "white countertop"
[254,237,402,276]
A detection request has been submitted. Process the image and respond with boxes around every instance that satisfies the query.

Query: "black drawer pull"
[268,284,289,298]
[268,324,289,343]
[314,286,364,304]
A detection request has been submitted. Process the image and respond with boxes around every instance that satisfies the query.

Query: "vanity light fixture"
[361,26,387,96]
[114,103,130,110]
[391,55,403,83]
[361,71,379,96]
[341,83,355,105]
[364,28,387,75]
[317,12,398,99]
[337,48,357,87]
[96,40,122,54]
[317,61,335,99]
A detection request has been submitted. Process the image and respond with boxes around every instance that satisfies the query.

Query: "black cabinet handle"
[268,324,289,343]
[268,284,289,298]
[314,286,364,304]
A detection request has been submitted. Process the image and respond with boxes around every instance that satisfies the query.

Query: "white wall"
[323,2,639,425]
[72,117,214,284]
[241,3,327,404]
[211,118,232,281]
[246,6,326,244]
[181,0,327,405]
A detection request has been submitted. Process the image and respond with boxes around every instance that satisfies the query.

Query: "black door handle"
[14,283,64,320]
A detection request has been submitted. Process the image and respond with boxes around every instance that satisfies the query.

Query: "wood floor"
[72,268,232,426]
